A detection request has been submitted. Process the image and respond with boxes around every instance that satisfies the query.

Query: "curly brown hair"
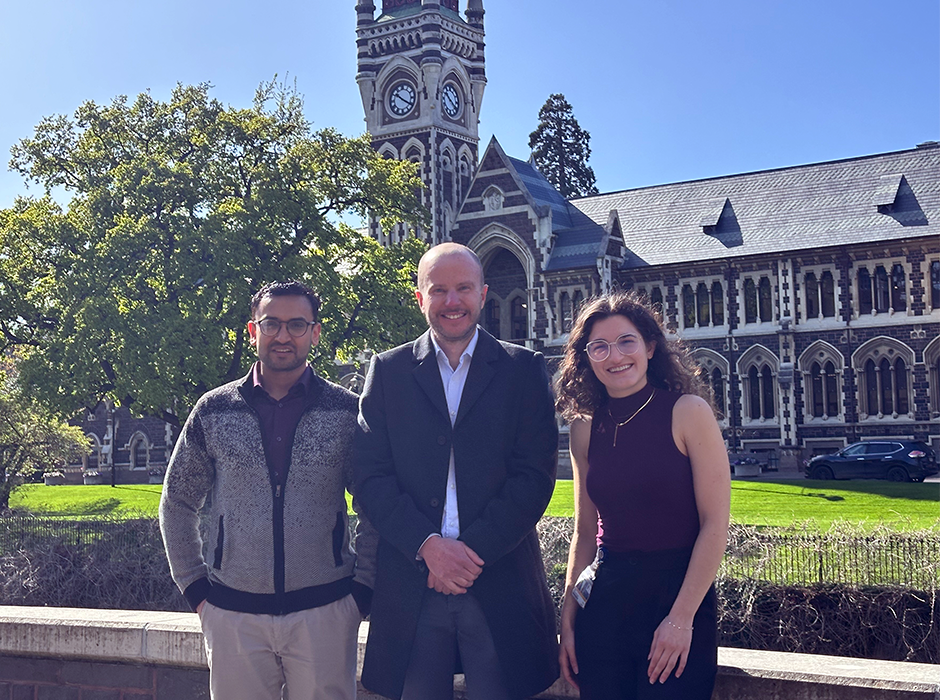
[555,290,712,421]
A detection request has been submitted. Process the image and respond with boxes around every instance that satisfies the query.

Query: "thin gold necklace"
[608,389,656,447]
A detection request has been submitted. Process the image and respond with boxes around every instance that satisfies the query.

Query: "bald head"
[417,243,485,290]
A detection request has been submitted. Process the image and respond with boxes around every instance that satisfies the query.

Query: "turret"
[356,1,375,26]
[466,0,483,28]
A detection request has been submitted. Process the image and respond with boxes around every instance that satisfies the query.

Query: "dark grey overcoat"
[353,328,560,700]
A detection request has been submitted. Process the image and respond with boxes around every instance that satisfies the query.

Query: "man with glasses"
[160,280,376,700]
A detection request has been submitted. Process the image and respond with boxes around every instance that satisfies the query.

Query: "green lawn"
[12,478,940,531]
[11,484,163,518]
[727,479,940,530]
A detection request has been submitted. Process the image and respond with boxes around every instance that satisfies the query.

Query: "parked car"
[804,440,939,482]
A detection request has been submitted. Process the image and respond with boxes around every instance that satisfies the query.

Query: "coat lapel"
[412,330,449,420]
[455,329,500,427]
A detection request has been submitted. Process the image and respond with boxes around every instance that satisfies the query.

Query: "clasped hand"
[419,536,484,595]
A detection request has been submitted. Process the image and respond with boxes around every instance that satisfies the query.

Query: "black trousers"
[574,548,717,700]
[401,590,511,700]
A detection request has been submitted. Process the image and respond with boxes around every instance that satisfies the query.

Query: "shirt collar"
[250,362,313,398]
[430,327,480,366]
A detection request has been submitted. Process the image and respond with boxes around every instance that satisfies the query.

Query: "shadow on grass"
[801,492,845,502]
[732,484,845,501]
[733,479,940,502]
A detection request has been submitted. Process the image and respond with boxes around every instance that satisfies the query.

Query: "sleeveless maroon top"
[586,382,700,552]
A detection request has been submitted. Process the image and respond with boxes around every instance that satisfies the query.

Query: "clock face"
[388,81,416,117]
[442,83,461,118]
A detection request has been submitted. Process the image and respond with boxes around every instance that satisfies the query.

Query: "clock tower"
[356,0,486,244]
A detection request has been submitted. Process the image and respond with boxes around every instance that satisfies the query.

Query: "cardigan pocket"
[332,511,345,566]
[212,515,224,569]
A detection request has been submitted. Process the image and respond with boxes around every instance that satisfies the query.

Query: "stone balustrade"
[0,607,936,699]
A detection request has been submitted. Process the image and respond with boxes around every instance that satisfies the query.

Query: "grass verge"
[12,478,940,531]
[11,484,162,519]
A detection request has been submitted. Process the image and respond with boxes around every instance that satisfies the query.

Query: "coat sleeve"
[353,354,441,563]
[458,351,558,565]
[158,406,214,610]
[345,433,378,604]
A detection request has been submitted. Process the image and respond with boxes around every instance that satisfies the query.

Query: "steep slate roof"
[570,144,940,270]
[501,155,608,271]
[507,157,573,229]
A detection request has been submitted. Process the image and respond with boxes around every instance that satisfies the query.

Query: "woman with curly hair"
[555,290,730,699]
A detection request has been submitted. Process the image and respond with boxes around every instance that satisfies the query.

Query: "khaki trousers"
[199,594,361,700]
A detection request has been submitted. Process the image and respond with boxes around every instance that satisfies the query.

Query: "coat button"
[430,498,440,507]
[437,436,447,445]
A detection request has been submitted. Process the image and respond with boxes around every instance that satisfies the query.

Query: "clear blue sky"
[1,0,937,209]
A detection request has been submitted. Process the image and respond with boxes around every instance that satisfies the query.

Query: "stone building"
[354,0,940,470]
[66,401,173,485]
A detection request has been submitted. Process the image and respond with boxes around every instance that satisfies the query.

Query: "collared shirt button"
[276,437,282,442]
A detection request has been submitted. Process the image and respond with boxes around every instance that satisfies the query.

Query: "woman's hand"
[559,618,580,688]
[647,616,692,684]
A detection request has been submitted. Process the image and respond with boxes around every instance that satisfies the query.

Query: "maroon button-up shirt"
[247,362,313,485]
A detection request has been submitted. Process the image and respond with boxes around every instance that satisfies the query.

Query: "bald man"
[353,243,560,700]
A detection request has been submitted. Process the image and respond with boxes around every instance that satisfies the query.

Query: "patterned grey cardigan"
[159,371,377,614]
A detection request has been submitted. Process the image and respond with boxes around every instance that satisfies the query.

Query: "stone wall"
[0,607,936,700]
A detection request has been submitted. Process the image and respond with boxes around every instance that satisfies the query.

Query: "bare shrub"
[0,515,186,611]
[1,515,937,662]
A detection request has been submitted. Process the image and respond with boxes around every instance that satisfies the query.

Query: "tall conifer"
[528,94,599,198]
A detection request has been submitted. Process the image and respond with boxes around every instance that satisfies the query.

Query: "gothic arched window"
[864,359,879,415]
[682,285,695,328]
[130,436,149,470]
[741,347,778,422]
[696,283,710,327]
[805,272,819,319]
[809,361,840,418]
[858,345,913,418]
[879,358,894,414]
[890,264,907,312]
[824,361,839,416]
[744,279,757,324]
[711,281,724,325]
[758,277,773,322]
[858,268,873,315]
[510,297,526,342]
[572,290,584,325]
[874,266,889,313]
[931,260,940,310]
[484,298,501,339]
[711,367,725,417]
[560,292,572,333]
[895,358,909,414]
[761,365,775,419]
[748,366,761,420]
[650,287,663,315]
[820,271,836,317]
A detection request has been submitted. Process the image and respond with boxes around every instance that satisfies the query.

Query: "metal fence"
[720,525,940,589]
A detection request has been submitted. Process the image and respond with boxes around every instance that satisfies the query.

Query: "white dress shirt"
[430,328,479,539]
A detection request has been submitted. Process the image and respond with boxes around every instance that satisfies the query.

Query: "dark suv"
[805,440,938,482]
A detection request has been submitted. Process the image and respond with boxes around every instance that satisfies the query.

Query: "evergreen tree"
[528,93,599,198]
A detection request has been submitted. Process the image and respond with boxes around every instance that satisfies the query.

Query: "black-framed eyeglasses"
[584,334,641,362]
[254,317,317,338]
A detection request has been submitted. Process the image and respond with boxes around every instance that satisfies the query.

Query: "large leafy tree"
[1,81,427,425]
[528,93,599,198]
[0,355,89,511]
